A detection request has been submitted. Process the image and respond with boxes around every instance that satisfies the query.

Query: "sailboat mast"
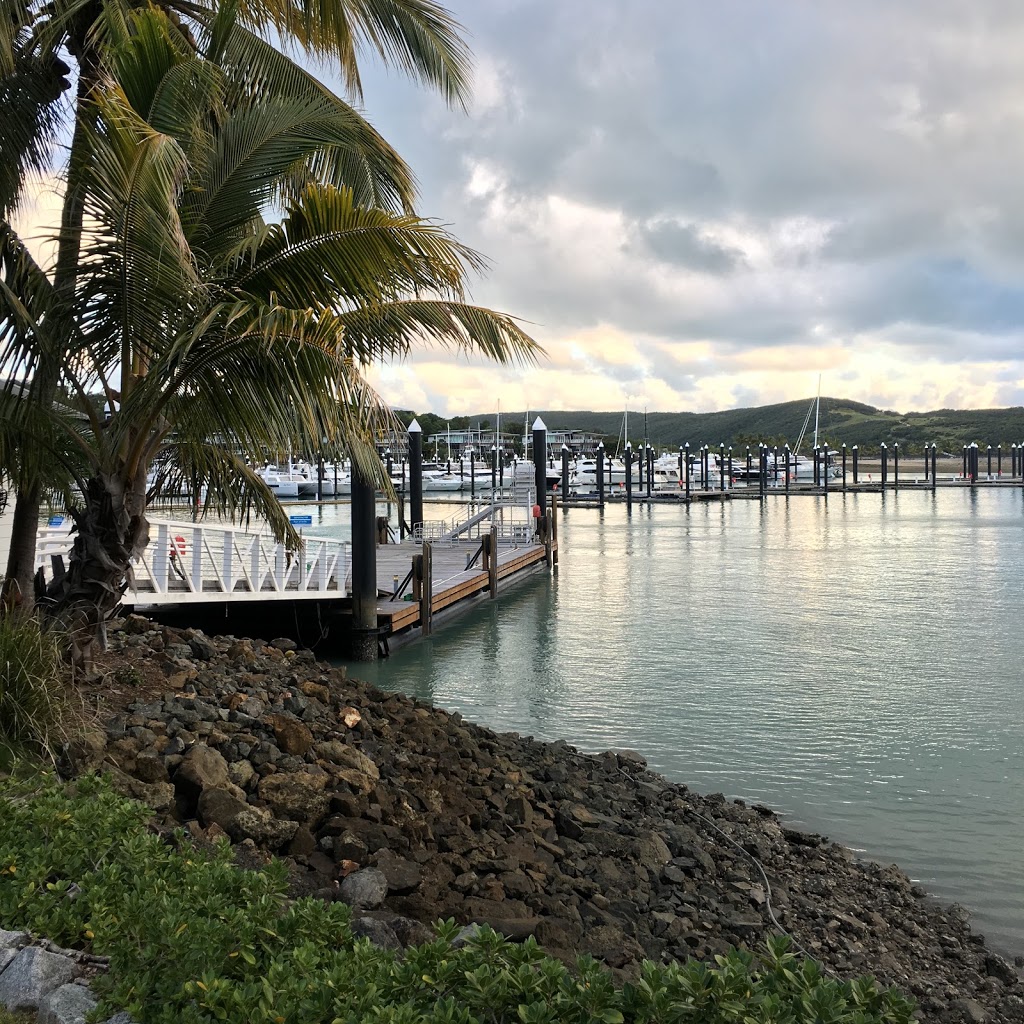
[813,374,821,449]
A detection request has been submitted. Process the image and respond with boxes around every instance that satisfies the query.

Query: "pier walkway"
[34,501,553,647]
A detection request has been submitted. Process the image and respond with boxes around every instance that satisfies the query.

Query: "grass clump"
[0,615,72,765]
[0,774,918,1024]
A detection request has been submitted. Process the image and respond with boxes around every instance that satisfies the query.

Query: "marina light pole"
[408,419,424,536]
[533,417,548,511]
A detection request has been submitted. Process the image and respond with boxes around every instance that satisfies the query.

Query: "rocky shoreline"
[61,617,1024,1024]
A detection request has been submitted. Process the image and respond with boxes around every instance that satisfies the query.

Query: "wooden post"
[719,444,726,492]
[625,443,633,508]
[924,444,929,482]
[350,464,379,661]
[597,442,606,506]
[784,445,791,493]
[931,444,937,491]
[470,448,476,499]
[841,443,847,491]
[684,442,691,500]
[420,542,433,636]
[487,525,498,597]
[491,446,498,494]
[987,444,992,480]
[997,444,1002,478]
[880,443,888,489]
[853,445,859,484]
[646,445,653,498]
[408,419,424,537]
[893,443,899,491]
[376,516,389,544]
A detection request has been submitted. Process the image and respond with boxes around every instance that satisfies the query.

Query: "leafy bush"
[0,615,74,764]
[0,775,918,1024]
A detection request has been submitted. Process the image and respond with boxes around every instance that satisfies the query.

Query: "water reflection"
[335,489,1024,956]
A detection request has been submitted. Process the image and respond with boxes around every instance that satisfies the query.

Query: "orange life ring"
[172,534,187,559]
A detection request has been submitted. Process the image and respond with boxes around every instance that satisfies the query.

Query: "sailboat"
[789,378,840,481]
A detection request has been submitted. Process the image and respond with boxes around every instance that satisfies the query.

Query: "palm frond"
[231,183,485,305]
[338,298,541,365]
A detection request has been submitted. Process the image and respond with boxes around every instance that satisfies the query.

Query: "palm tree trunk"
[45,471,148,668]
[1,71,94,613]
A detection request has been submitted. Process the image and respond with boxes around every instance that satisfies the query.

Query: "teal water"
[322,489,1024,955]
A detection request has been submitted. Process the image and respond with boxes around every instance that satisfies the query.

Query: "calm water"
[319,488,1024,955]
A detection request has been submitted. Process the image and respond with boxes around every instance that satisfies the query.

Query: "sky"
[15,1,1024,419]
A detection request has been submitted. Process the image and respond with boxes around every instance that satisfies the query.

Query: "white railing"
[412,498,538,545]
[35,517,349,605]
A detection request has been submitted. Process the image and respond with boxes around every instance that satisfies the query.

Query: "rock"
[197,787,249,832]
[0,949,17,973]
[103,767,175,813]
[288,827,317,858]
[189,636,219,661]
[340,706,362,729]
[268,714,314,756]
[634,832,672,870]
[0,929,29,950]
[270,637,297,652]
[616,750,648,770]
[175,744,229,797]
[374,853,422,894]
[950,999,988,1023]
[339,867,389,910]
[984,954,1019,986]
[229,806,294,847]
[0,947,78,1011]
[62,730,108,774]
[38,982,98,1024]
[257,772,329,826]
[314,741,379,780]
[350,916,401,949]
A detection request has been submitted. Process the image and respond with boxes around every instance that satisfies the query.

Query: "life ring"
[172,534,187,559]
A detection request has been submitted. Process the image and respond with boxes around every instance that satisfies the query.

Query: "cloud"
[18,2,1024,420]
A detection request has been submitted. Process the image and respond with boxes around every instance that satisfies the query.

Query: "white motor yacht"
[259,466,300,499]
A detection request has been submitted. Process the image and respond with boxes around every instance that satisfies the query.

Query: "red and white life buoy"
[172,534,187,559]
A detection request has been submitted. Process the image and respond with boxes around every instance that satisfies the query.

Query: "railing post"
[190,527,202,588]
[153,523,169,594]
[221,530,234,592]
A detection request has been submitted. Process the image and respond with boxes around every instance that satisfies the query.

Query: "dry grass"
[0,614,80,766]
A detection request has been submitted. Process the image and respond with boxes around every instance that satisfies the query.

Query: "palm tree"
[0,0,472,610]
[4,10,536,663]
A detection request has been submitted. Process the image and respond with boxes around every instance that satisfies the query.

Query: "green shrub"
[0,775,918,1024]
[0,615,73,764]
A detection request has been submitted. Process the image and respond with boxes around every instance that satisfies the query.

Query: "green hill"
[470,400,1024,454]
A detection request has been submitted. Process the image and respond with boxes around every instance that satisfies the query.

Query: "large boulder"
[257,772,329,826]
[339,867,388,910]
[0,947,78,1011]
[175,745,229,798]
[38,981,98,1024]
[268,714,314,757]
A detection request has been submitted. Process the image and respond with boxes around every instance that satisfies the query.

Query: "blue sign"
[289,514,313,526]
[48,515,65,527]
